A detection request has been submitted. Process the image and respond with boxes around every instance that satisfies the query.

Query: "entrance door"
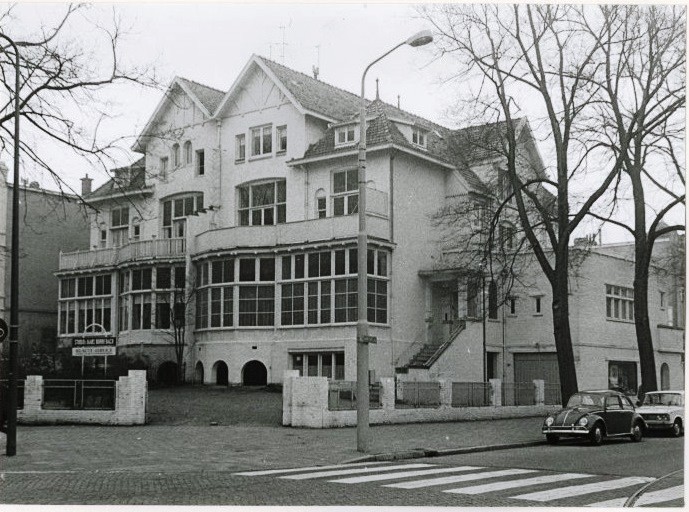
[431,282,458,343]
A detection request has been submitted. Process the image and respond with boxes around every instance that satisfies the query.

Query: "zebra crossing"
[233,461,682,507]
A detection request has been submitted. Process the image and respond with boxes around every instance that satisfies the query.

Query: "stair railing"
[422,319,466,368]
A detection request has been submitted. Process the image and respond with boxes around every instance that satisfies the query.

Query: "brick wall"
[17,370,147,425]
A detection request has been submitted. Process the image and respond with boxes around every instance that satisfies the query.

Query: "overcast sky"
[4,3,685,243]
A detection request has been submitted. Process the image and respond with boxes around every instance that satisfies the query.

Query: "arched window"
[315,188,326,219]
[661,363,670,390]
[172,143,180,167]
[184,141,192,165]
[488,280,498,319]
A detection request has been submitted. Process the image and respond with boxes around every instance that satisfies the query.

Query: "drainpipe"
[215,119,223,229]
[388,151,395,370]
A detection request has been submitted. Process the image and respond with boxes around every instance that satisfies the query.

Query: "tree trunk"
[551,262,579,404]
[634,243,658,395]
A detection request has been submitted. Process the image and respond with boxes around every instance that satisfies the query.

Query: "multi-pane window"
[335,126,356,145]
[110,206,129,247]
[194,248,389,329]
[118,265,185,332]
[606,285,634,322]
[162,194,204,238]
[332,169,358,216]
[251,125,272,156]
[291,351,345,380]
[316,193,327,219]
[411,127,427,147]
[196,258,235,329]
[59,274,112,335]
[196,149,205,175]
[276,125,287,153]
[499,223,515,250]
[238,180,286,226]
[235,134,246,162]
[184,141,193,165]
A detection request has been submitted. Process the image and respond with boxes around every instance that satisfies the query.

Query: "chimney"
[375,78,380,100]
[397,95,400,109]
[312,65,319,80]
[81,173,93,196]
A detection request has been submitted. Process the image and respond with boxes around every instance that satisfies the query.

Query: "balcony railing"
[59,238,186,271]
[195,214,390,254]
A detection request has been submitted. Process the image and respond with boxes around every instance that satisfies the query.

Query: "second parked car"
[542,390,646,445]
[635,391,684,437]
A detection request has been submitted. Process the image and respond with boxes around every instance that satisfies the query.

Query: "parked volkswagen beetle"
[542,390,646,445]
[636,390,684,437]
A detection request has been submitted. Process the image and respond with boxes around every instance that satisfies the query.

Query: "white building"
[55,55,684,392]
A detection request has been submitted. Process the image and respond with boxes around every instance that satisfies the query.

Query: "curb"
[343,440,545,464]
[624,469,683,507]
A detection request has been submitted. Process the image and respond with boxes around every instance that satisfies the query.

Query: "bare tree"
[579,5,685,394]
[422,4,632,402]
[0,4,159,199]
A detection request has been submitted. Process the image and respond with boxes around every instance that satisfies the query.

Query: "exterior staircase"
[397,319,466,372]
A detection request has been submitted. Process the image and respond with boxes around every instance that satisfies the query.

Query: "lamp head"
[406,29,433,47]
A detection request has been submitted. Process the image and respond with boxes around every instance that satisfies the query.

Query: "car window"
[621,396,635,410]
[643,393,684,406]
[605,396,622,410]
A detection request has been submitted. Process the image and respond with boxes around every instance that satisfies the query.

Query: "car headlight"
[545,417,554,426]
[578,417,589,426]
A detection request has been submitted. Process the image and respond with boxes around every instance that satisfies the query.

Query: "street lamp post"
[1,32,21,457]
[356,29,432,453]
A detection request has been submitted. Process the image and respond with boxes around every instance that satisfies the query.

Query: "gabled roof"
[132,77,223,152]
[176,77,225,115]
[87,157,151,202]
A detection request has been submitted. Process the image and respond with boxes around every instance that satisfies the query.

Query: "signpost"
[73,324,115,377]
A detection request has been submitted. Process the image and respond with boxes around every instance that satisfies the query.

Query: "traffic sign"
[0,318,8,342]
[359,335,377,344]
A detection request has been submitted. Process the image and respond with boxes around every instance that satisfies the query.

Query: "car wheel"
[589,424,604,445]
[671,420,683,437]
[546,434,559,445]
[630,422,643,442]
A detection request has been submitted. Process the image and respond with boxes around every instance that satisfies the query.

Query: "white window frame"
[411,127,427,148]
[235,134,246,162]
[251,124,273,157]
[184,141,193,165]
[606,284,635,322]
[335,125,357,146]
[332,169,358,217]
[237,179,286,226]
[172,143,180,167]
[276,125,287,154]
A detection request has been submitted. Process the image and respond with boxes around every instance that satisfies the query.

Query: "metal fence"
[502,382,535,406]
[43,380,116,410]
[451,382,490,407]
[0,379,25,410]
[327,381,381,411]
[544,383,562,406]
[396,381,441,408]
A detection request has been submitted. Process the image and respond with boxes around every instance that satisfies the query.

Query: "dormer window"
[412,127,427,148]
[336,125,356,146]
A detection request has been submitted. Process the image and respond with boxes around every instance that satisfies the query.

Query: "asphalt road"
[1,433,682,506]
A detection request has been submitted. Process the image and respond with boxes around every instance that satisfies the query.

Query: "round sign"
[0,318,8,342]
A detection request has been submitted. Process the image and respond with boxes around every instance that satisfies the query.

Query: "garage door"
[513,352,561,405]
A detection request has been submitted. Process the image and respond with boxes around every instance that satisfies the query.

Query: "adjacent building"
[0,164,90,359]
[55,55,684,392]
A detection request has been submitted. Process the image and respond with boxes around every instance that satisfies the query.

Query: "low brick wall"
[283,373,559,428]
[17,370,147,426]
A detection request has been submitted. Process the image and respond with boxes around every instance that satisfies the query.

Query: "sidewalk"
[0,416,545,473]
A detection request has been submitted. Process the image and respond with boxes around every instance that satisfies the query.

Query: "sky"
[2,2,685,243]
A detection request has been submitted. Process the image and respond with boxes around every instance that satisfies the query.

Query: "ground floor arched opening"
[242,360,267,386]
[212,360,229,385]
[157,361,178,385]
[195,361,204,384]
